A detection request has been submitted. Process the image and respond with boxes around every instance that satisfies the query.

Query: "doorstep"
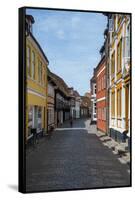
[96,131,130,166]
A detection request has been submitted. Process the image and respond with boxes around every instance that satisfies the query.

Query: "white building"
[108,14,131,146]
[74,91,81,119]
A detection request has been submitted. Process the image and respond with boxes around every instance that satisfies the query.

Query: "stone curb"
[95,131,130,166]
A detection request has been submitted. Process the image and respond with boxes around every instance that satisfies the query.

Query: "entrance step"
[115,144,128,156]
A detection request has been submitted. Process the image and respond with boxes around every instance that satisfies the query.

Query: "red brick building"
[96,53,107,134]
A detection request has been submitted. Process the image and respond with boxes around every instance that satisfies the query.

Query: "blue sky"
[26,9,107,95]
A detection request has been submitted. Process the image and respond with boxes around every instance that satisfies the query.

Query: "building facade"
[80,95,91,118]
[47,69,56,132]
[108,14,131,144]
[68,87,76,119]
[74,90,81,119]
[52,73,71,126]
[90,69,97,124]
[96,54,107,134]
[104,25,110,135]
[26,15,49,142]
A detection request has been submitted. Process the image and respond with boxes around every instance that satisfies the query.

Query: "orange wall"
[96,60,107,133]
[97,119,106,133]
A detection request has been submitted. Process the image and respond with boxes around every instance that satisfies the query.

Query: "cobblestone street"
[26,118,130,192]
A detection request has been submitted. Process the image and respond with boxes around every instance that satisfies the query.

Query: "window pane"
[27,46,31,77]
[37,107,42,130]
[31,51,35,79]
[28,106,33,136]
[38,61,42,83]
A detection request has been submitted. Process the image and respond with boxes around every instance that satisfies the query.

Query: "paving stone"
[26,118,130,192]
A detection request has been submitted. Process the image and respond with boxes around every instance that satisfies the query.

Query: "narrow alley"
[26,118,130,192]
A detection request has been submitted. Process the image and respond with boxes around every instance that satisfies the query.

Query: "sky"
[26,8,107,95]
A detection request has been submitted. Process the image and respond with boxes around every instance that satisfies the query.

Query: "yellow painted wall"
[117,71,122,80]
[110,15,130,132]
[116,81,122,89]
[26,36,48,141]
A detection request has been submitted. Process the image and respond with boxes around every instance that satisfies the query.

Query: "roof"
[26,14,49,64]
[90,68,97,83]
[95,55,106,75]
[29,32,49,64]
[73,90,80,97]
[49,71,71,98]
[47,68,57,86]
[99,44,105,54]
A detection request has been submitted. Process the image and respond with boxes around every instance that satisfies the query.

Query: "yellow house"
[109,14,131,144]
[25,15,49,142]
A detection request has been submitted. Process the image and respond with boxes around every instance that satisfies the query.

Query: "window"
[111,51,115,78]
[98,108,99,119]
[97,108,99,118]
[94,102,96,113]
[98,80,99,92]
[93,84,96,94]
[100,78,102,90]
[31,51,35,79]
[102,77,104,90]
[118,15,122,26]
[48,108,54,125]
[114,16,116,32]
[37,107,42,130]
[98,79,100,92]
[109,18,114,32]
[42,67,46,86]
[102,76,105,90]
[38,60,42,84]
[117,39,122,73]
[117,88,122,118]
[102,107,106,120]
[112,16,116,38]
[27,46,31,77]
[102,108,104,120]
[28,106,33,136]
[104,75,106,89]
[126,24,130,58]
[94,84,96,94]
[111,91,115,117]
[44,72,46,86]
[98,108,102,120]
[97,79,99,92]
[48,84,54,97]
[41,66,42,84]
[99,78,101,91]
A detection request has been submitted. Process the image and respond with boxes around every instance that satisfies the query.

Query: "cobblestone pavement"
[26,118,130,192]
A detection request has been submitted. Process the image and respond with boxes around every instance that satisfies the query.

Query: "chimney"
[26,15,35,36]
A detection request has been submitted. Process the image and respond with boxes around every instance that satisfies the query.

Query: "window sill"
[117,117,122,120]
[111,116,115,119]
